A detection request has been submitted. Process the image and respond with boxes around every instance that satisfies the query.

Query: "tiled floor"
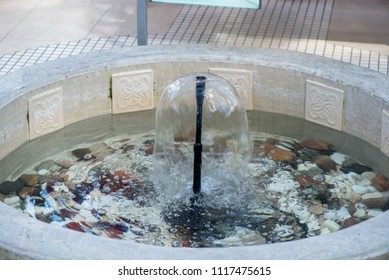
[0,0,388,76]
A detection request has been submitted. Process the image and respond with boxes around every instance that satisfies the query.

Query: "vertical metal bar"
[137,0,148,46]
[192,76,206,196]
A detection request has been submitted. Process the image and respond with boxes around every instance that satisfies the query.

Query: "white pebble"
[330,153,346,165]
[4,196,20,206]
[336,207,351,221]
[352,185,371,195]
[362,192,383,200]
[297,163,309,171]
[353,208,366,218]
[37,169,50,176]
[347,172,362,184]
[361,172,376,181]
[323,220,340,232]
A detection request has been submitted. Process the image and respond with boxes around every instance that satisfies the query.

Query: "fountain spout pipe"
[193,76,206,196]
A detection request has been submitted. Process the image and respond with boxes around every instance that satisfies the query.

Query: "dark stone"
[340,159,372,174]
[299,140,332,151]
[296,148,321,161]
[314,156,337,173]
[341,217,360,229]
[71,148,92,160]
[0,180,24,195]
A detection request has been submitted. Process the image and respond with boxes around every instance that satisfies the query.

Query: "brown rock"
[314,156,337,173]
[269,148,296,162]
[309,203,324,215]
[294,174,322,187]
[19,174,38,187]
[299,140,331,151]
[341,217,360,229]
[372,174,389,192]
[263,143,296,162]
[362,193,386,210]
[18,187,35,199]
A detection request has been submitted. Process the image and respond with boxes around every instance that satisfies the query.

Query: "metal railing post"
[137,0,148,46]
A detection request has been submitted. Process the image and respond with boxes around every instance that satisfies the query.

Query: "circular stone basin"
[0,45,389,259]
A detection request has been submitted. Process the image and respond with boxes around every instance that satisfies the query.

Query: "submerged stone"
[371,174,389,192]
[0,180,24,195]
[298,140,332,152]
[314,156,337,173]
[19,174,39,187]
[71,148,92,160]
[340,159,372,174]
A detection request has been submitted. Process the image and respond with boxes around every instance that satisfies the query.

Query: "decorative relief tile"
[209,68,253,110]
[381,110,389,157]
[305,80,345,131]
[112,70,154,114]
[28,88,64,139]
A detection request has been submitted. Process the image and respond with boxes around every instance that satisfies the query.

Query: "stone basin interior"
[1,45,389,259]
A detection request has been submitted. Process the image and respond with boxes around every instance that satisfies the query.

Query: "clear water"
[1,130,386,248]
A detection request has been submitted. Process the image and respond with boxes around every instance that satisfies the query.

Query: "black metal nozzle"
[192,76,206,196]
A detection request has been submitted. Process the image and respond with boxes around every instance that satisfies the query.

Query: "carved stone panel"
[305,80,345,131]
[381,110,389,157]
[209,68,253,110]
[28,88,64,139]
[112,70,154,114]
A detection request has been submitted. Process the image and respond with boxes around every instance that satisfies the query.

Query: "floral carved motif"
[381,110,389,156]
[28,88,64,139]
[305,80,344,131]
[209,68,253,110]
[112,70,154,113]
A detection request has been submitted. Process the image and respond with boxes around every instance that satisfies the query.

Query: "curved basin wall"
[0,45,389,259]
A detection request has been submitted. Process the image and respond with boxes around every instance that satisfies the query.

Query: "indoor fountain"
[0,45,389,259]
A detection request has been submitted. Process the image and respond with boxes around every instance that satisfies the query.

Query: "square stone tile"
[208,68,253,110]
[305,80,345,131]
[28,87,64,139]
[112,70,154,114]
[381,110,389,157]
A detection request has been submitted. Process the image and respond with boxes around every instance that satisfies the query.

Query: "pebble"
[361,192,386,210]
[314,156,337,173]
[351,185,375,195]
[341,217,360,229]
[340,160,372,174]
[299,140,331,151]
[37,169,50,176]
[330,153,346,165]
[353,208,366,218]
[19,174,39,187]
[371,174,389,192]
[361,172,376,181]
[336,207,351,221]
[309,203,324,215]
[55,158,73,169]
[0,180,24,195]
[4,196,20,207]
[322,220,340,232]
